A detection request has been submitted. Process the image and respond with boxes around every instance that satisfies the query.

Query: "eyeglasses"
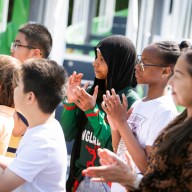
[137,55,168,71]
[10,42,37,52]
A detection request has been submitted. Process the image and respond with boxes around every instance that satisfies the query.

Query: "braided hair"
[155,41,181,70]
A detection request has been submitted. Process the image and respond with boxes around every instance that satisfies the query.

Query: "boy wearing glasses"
[10,22,52,62]
[6,23,53,157]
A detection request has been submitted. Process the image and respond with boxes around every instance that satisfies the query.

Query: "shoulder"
[0,105,15,118]
[152,96,177,113]
[27,119,64,143]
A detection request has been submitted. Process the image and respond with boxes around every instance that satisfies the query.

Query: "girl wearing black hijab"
[60,35,140,192]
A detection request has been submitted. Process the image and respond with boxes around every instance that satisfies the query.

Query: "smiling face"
[169,54,192,108]
[92,50,108,80]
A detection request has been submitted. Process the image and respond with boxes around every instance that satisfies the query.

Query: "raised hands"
[66,71,83,103]
[74,85,98,111]
[101,89,129,131]
[66,71,99,111]
[82,148,137,189]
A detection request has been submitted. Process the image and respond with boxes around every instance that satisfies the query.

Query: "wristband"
[125,173,143,191]
[133,174,143,189]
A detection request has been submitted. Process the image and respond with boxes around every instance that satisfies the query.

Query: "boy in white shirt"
[0,58,68,192]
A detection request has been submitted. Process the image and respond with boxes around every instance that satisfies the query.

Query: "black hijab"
[90,35,137,98]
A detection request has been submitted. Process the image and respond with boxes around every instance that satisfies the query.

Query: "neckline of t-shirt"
[141,95,169,103]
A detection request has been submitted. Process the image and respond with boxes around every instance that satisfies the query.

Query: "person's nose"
[135,63,140,70]
[10,49,15,56]
[168,75,174,86]
[92,59,99,67]
[10,47,14,53]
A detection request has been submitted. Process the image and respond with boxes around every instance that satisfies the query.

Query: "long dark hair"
[157,50,192,157]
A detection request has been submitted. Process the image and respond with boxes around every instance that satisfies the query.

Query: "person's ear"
[162,67,171,77]
[26,92,35,104]
[33,49,42,58]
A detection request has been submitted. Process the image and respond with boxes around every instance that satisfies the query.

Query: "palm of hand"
[67,72,82,103]
[103,98,127,124]
[75,85,98,111]
[67,82,79,103]
[98,148,134,186]
[78,95,96,111]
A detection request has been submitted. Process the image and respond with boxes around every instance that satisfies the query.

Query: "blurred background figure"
[0,55,20,155]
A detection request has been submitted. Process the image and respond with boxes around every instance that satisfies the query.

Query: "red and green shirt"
[60,86,139,183]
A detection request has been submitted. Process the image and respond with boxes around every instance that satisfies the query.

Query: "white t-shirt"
[9,118,67,192]
[0,105,15,155]
[112,95,178,192]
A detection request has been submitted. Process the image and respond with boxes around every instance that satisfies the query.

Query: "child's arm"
[0,167,25,191]
[59,71,84,141]
[0,155,26,190]
[102,90,147,173]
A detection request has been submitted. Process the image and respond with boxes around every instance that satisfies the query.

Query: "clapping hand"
[82,148,136,188]
[66,71,83,103]
[74,85,98,111]
[101,89,130,131]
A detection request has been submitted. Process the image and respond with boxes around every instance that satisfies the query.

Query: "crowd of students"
[0,22,191,192]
